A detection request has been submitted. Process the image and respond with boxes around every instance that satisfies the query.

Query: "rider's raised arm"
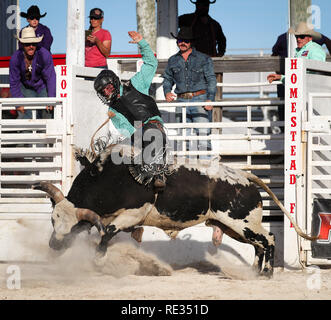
[130,38,158,95]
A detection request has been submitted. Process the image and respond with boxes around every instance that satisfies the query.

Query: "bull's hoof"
[47,247,66,259]
[94,250,108,267]
[260,268,274,279]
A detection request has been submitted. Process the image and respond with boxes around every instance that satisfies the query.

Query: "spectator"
[85,8,112,69]
[162,27,217,159]
[10,27,56,119]
[19,5,53,52]
[268,22,326,122]
[94,31,167,191]
[0,88,17,119]
[272,31,331,58]
[178,0,226,57]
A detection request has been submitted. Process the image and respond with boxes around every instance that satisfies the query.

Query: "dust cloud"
[10,219,172,283]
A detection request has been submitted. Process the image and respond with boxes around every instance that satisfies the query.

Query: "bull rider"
[93,31,168,192]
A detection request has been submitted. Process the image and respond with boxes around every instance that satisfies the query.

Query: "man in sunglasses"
[268,22,326,84]
[9,27,56,119]
[267,22,326,125]
[19,5,53,52]
[162,27,216,159]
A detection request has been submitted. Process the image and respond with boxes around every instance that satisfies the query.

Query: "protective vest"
[111,81,161,126]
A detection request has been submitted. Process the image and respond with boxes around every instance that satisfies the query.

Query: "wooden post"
[288,0,312,57]
[155,0,178,102]
[290,0,312,25]
[66,0,85,66]
[136,0,156,52]
[213,73,223,125]
[156,0,178,60]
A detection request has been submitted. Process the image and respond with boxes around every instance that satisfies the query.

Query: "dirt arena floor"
[0,236,331,300]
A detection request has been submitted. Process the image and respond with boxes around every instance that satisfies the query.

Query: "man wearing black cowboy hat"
[19,5,53,51]
[178,0,226,57]
[162,26,216,159]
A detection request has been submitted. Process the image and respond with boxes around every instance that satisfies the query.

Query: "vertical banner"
[55,65,73,193]
[56,65,72,121]
[284,58,306,268]
[57,65,68,99]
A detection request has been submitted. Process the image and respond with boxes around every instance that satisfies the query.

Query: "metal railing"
[0,97,71,218]
[157,99,285,217]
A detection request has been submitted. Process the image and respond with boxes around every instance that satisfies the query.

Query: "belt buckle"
[186,92,193,99]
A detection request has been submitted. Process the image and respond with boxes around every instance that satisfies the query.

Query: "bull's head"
[33,182,105,245]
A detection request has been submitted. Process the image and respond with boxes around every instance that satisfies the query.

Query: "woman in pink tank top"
[85,8,112,68]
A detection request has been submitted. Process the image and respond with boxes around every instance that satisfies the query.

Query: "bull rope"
[90,117,110,157]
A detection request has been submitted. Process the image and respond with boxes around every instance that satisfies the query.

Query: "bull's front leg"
[95,205,151,258]
[96,225,121,256]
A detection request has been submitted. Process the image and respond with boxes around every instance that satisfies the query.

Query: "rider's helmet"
[94,70,121,105]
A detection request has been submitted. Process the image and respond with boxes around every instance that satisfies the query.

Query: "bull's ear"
[76,155,91,167]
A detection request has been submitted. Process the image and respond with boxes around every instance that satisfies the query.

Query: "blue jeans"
[17,86,52,119]
[176,93,212,159]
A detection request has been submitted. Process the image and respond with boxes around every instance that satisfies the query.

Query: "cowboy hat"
[171,27,195,40]
[20,5,47,19]
[289,21,322,40]
[15,27,44,43]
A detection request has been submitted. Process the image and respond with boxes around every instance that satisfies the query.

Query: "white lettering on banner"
[288,59,298,228]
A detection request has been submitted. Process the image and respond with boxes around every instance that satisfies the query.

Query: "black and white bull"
[33,146,316,278]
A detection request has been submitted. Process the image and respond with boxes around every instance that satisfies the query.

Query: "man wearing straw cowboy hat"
[267,22,326,124]
[19,5,53,52]
[9,27,56,119]
[268,21,326,84]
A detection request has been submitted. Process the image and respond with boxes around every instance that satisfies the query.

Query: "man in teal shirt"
[94,31,167,191]
[267,22,326,123]
[268,22,326,84]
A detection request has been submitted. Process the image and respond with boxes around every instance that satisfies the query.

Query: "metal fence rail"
[157,99,285,217]
[0,97,71,218]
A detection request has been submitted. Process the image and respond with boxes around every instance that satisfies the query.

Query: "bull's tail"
[243,171,317,241]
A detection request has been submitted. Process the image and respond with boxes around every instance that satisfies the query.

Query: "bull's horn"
[76,208,105,236]
[32,182,65,204]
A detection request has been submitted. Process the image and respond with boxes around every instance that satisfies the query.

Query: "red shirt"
[85,28,112,67]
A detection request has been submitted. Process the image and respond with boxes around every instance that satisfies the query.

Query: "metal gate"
[0,97,72,220]
[305,92,331,265]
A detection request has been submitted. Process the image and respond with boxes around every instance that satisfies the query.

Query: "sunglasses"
[90,17,102,20]
[295,35,309,39]
[177,39,191,44]
[23,43,37,47]
[28,16,40,21]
